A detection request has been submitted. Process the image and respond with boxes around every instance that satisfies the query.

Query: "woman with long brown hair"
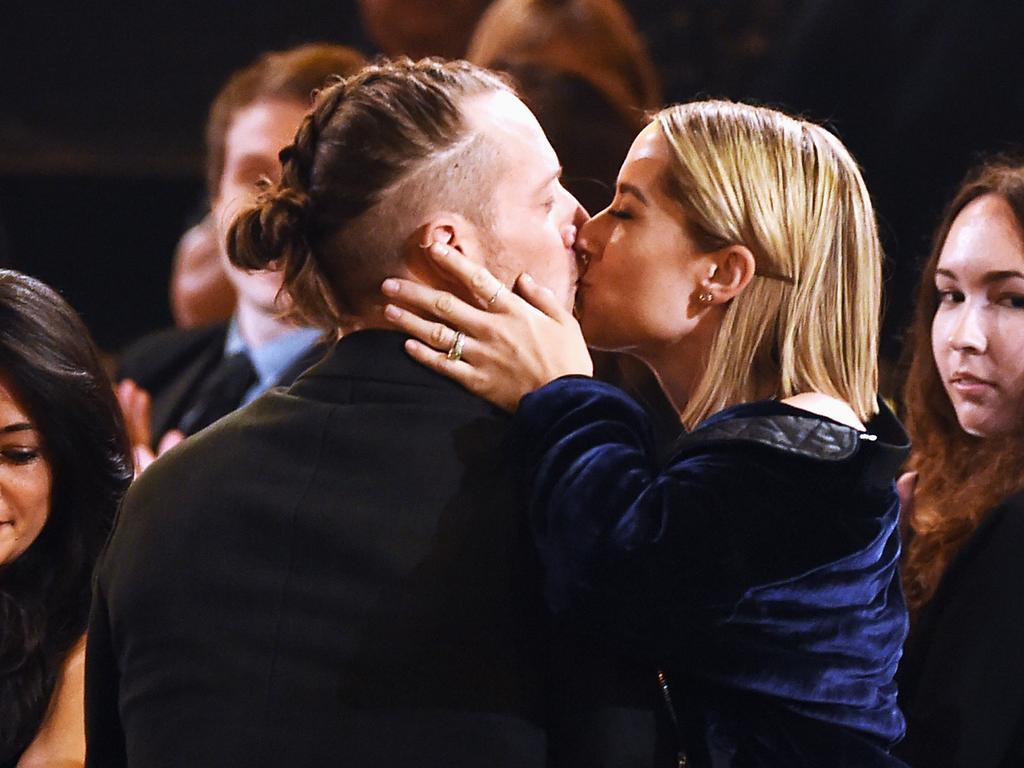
[897,160,1024,767]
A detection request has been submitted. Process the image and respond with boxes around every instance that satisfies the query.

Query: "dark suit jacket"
[87,330,551,767]
[895,491,1024,768]
[117,323,324,447]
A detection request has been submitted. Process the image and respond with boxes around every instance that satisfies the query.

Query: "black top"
[87,330,550,768]
[896,490,1024,768]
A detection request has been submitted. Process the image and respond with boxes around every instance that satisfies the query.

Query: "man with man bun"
[87,57,654,767]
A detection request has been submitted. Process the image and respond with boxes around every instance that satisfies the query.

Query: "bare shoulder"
[17,635,86,768]
[781,392,867,431]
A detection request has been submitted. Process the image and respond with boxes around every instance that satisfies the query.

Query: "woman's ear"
[706,244,756,302]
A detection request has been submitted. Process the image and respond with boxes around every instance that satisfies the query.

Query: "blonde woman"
[381,100,910,766]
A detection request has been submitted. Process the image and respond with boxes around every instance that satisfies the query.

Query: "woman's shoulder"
[675,398,908,477]
[16,635,86,768]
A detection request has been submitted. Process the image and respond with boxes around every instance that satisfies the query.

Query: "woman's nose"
[948,304,988,354]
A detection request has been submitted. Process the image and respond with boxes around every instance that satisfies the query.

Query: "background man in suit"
[115,43,365,468]
[86,58,590,767]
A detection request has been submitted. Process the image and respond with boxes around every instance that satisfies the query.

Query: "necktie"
[177,351,258,436]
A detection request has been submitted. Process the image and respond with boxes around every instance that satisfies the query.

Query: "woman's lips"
[951,373,996,398]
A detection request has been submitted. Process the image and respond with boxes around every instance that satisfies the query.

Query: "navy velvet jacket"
[513,378,911,767]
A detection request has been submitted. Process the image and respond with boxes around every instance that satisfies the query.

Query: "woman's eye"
[609,209,633,220]
[997,293,1024,309]
[1,448,40,465]
[936,288,963,304]
[542,197,555,212]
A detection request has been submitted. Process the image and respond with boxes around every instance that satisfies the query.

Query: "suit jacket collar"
[292,329,478,404]
[149,329,226,441]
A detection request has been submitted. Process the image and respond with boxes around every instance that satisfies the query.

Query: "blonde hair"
[656,100,881,430]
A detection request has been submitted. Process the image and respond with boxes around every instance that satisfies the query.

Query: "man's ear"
[409,213,484,287]
[418,213,483,260]
[705,244,756,302]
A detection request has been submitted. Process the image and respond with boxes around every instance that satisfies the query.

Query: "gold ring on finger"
[446,330,466,361]
[487,284,506,308]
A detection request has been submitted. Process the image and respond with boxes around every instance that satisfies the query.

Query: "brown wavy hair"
[901,159,1024,617]
[466,0,661,128]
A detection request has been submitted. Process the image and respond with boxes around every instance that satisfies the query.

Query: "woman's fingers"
[403,338,481,389]
[514,272,571,321]
[384,301,467,357]
[423,242,508,309]
[117,379,152,449]
[896,471,918,537]
[381,277,490,341]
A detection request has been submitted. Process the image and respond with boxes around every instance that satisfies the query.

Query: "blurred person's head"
[575,100,882,430]
[901,160,1024,615]
[359,0,493,59]
[467,0,661,127]
[206,43,366,325]
[467,0,660,225]
[0,270,132,761]
[226,57,586,329]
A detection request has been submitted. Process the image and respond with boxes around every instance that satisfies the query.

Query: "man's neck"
[234,301,297,349]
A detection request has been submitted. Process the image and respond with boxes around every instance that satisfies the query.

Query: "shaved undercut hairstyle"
[227,57,513,328]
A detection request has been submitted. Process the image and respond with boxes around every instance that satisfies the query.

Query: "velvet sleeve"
[513,377,757,650]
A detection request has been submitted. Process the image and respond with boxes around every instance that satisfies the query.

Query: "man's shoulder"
[100,399,300,572]
[117,323,227,384]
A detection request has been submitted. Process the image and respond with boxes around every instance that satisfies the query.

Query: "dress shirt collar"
[224,316,322,404]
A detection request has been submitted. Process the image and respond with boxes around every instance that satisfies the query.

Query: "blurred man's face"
[463,90,587,310]
[212,99,309,315]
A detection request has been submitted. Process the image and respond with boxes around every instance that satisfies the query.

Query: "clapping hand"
[115,379,184,476]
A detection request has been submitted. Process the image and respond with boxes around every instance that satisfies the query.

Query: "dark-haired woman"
[0,270,132,767]
[896,161,1024,767]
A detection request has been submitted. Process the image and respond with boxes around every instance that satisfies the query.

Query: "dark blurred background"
[2,0,1022,356]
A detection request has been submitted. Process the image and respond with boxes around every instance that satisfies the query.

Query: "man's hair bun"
[226,185,313,273]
